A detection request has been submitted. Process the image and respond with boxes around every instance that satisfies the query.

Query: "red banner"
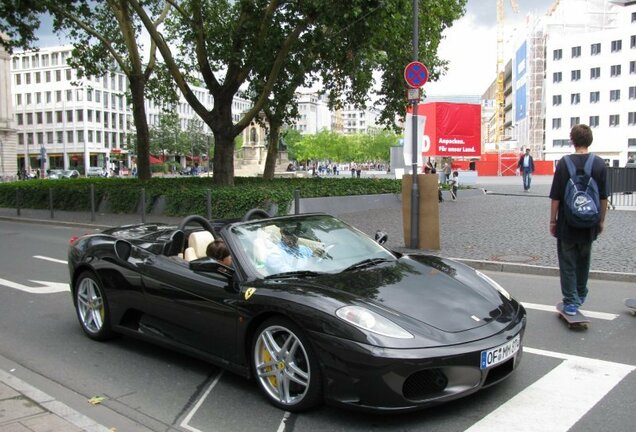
[410,102,481,158]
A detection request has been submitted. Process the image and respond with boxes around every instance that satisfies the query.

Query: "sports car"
[68,209,526,412]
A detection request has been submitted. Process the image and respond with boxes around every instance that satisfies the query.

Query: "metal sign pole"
[410,0,419,249]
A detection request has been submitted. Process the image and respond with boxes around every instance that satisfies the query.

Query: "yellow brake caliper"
[263,348,278,387]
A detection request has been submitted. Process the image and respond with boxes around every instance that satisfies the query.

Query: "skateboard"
[625,299,636,315]
[556,302,590,329]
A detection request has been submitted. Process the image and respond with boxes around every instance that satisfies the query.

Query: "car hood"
[268,255,511,334]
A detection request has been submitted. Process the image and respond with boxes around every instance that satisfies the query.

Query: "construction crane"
[495,0,519,151]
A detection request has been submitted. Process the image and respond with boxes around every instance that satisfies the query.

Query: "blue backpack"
[562,154,600,228]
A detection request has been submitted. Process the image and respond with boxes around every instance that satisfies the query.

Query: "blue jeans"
[557,239,592,307]
[522,168,532,190]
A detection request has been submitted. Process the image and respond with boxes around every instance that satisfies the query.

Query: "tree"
[1,0,174,181]
[128,0,466,185]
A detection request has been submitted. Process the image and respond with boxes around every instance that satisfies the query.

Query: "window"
[56,90,62,102]
[65,69,71,81]
[45,91,51,103]
[26,113,33,125]
[611,40,622,52]
[631,87,636,100]
[12,57,19,69]
[632,35,636,49]
[87,89,92,102]
[66,110,73,122]
[55,70,61,81]
[67,131,74,143]
[46,132,53,144]
[553,72,562,83]
[103,92,109,108]
[570,117,580,128]
[26,93,31,105]
[571,93,580,105]
[35,92,41,104]
[42,54,49,67]
[56,111,63,123]
[552,118,562,129]
[76,109,84,122]
[610,65,621,77]
[35,72,41,83]
[95,90,101,103]
[51,52,58,65]
[553,139,570,147]
[77,130,84,143]
[96,111,101,122]
[27,133,33,145]
[629,112,636,126]
[609,114,620,127]
[571,46,581,58]
[87,110,93,122]
[56,131,63,144]
[630,61,636,74]
[16,113,23,125]
[66,89,72,101]
[591,43,601,55]
[553,49,562,60]
[46,111,53,123]
[45,71,51,82]
[610,89,621,102]
[37,132,43,145]
[36,112,43,124]
[571,70,581,81]
[16,94,22,105]
[25,73,31,84]
[589,116,599,127]
[18,134,24,146]
[15,74,21,86]
[88,130,93,143]
[633,12,636,22]
[76,89,83,101]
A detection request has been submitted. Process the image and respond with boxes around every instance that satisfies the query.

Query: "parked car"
[48,169,80,179]
[86,167,106,177]
[68,210,526,413]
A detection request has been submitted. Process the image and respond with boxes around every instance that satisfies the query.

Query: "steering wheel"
[177,214,216,233]
[242,208,271,222]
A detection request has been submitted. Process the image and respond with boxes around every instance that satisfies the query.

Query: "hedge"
[0,176,402,219]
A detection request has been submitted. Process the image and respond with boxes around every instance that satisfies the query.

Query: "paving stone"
[22,413,83,432]
[0,382,20,400]
[0,397,44,423]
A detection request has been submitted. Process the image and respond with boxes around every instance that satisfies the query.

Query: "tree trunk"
[212,129,236,186]
[263,121,281,180]
[129,75,151,180]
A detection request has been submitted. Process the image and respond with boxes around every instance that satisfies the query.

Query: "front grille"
[402,368,448,400]
[484,357,514,386]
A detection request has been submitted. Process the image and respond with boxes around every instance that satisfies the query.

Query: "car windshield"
[230,214,395,278]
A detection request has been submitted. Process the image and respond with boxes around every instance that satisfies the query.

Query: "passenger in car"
[206,240,233,267]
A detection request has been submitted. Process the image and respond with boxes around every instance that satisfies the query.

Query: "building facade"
[11,45,129,174]
[0,33,17,179]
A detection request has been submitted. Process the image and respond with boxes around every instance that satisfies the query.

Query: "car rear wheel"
[252,318,322,412]
[75,272,114,341]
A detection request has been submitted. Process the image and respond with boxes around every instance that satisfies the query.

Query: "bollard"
[140,188,146,223]
[206,189,212,220]
[90,184,96,222]
[294,188,300,215]
[49,188,54,219]
[16,188,21,216]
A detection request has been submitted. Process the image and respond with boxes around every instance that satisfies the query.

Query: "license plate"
[480,334,521,369]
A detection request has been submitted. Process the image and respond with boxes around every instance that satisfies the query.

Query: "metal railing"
[607,167,636,209]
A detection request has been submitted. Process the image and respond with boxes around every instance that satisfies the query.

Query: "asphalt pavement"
[0,174,635,431]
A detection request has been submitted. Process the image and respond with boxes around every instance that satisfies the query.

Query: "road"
[0,219,635,432]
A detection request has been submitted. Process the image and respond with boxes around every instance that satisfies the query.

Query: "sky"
[33,0,559,97]
[424,0,557,97]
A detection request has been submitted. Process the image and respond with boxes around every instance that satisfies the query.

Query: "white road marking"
[276,411,292,432]
[465,347,635,432]
[521,302,619,320]
[33,255,68,265]
[180,370,224,432]
[0,277,69,293]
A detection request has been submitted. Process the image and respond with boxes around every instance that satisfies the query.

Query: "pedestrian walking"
[549,124,608,316]
[448,171,459,201]
[517,148,535,191]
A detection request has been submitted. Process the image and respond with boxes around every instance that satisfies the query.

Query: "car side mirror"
[375,231,388,245]
[190,257,235,278]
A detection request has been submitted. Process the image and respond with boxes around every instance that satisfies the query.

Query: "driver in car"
[265,228,313,274]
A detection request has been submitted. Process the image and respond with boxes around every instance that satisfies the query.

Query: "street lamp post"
[410,0,420,249]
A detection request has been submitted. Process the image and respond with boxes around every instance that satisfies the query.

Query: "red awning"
[149,155,164,165]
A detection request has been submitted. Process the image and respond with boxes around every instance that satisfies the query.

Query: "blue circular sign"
[404,61,429,88]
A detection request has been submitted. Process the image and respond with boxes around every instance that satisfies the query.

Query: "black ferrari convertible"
[68,209,526,412]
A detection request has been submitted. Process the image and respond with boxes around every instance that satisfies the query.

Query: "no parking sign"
[404,61,429,88]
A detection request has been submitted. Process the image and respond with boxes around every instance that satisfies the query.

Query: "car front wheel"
[74,271,114,341]
[252,318,322,412]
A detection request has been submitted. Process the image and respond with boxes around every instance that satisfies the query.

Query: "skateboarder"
[549,124,608,316]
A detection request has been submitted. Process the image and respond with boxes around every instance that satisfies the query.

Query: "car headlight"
[336,306,413,339]
[476,270,511,300]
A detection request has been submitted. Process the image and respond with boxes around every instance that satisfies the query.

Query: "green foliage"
[0,176,401,218]
[288,130,400,163]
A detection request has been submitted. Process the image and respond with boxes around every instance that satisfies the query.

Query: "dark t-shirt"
[549,153,608,243]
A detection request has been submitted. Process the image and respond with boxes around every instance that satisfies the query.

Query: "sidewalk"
[0,368,110,432]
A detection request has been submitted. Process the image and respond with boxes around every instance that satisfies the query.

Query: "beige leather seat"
[184,231,214,261]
